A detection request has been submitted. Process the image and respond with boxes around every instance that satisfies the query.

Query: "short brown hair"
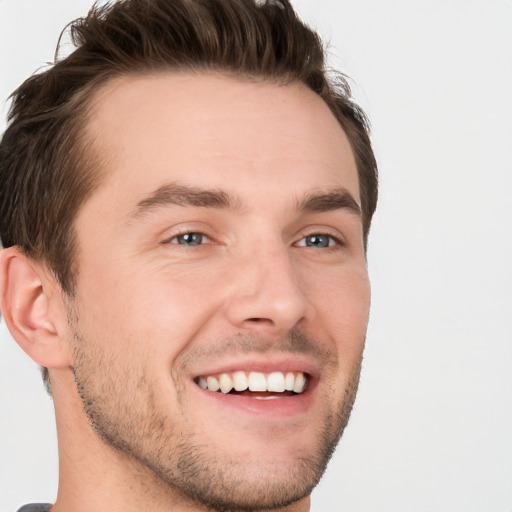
[0,0,377,292]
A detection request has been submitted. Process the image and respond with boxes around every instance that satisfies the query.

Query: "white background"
[1,1,511,511]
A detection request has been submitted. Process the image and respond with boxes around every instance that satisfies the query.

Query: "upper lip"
[189,354,321,381]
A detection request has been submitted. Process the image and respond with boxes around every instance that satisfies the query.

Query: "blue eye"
[297,234,338,248]
[169,232,208,246]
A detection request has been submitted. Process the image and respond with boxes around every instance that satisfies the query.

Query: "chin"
[156,454,327,511]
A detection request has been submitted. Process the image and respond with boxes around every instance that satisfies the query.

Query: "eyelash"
[295,233,343,249]
[163,230,343,249]
[164,231,212,246]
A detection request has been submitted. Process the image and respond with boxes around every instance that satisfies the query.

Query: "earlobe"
[0,246,71,369]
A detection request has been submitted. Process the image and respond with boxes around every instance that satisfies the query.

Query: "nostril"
[246,318,272,324]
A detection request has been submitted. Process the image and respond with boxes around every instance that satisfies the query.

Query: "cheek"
[305,265,370,355]
[76,259,228,360]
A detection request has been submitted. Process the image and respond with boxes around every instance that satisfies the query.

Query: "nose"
[223,243,314,334]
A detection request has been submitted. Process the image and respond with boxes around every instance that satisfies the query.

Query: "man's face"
[68,73,370,510]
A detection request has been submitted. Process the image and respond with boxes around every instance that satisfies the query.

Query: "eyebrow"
[131,183,241,218]
[130,183,361,220]
[297,188,362,217]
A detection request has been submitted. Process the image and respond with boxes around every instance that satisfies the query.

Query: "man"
[0,0,377,511]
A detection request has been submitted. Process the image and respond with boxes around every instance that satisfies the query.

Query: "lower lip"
[191,380,317,418]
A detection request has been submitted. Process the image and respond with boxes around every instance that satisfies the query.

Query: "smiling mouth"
[194,371,309,399]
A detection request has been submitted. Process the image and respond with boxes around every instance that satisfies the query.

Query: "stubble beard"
[70,324,363,511]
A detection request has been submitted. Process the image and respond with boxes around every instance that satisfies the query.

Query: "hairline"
[40,66,366,390]
[66,68,368,293]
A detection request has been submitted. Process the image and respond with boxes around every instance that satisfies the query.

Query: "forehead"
[83,72,359,213]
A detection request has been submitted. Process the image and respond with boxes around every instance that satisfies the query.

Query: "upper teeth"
[196,371,307,394]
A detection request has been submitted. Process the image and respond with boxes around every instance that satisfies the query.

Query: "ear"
[0,246,71,369]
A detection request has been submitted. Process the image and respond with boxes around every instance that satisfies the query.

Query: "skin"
[1,73,370,512]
